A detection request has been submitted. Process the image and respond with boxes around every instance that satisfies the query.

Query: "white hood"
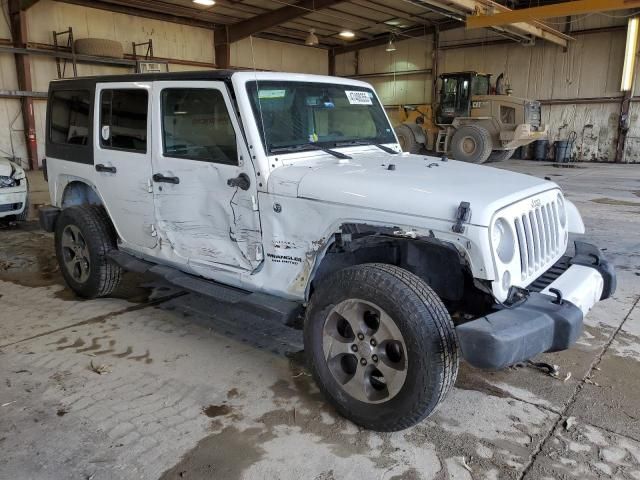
[268,151,557,227]
[0,158,16,177]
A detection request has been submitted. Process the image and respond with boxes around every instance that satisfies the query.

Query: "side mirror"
[227,173,251,191]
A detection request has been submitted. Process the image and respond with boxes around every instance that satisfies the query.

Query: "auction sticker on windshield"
[345,90,372,105]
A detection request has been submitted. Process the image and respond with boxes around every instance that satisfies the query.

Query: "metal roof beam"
[222,0,344,44]
[421,0,569,47]
[467,0,640,30]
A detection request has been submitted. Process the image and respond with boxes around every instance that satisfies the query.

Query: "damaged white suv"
[0,158,28,221]
[40,71,616,431]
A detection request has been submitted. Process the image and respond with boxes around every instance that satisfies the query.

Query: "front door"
[151,81,262,272]
[93,83,156,249]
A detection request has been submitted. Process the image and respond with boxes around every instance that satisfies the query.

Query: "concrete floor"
[1,160,639,480]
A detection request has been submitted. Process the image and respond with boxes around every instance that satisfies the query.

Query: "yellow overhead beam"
[429,0,569,47]
[467,0,640,30]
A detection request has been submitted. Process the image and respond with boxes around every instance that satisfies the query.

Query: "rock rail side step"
[107,250,302,324]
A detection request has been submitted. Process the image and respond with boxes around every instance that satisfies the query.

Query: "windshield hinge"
[150,224,158,237]
[251,195,259,211]
[147,178,153,193]
[452,201,471,234]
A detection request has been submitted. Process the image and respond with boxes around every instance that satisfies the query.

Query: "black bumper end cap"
[38,206,60,232]
[571,241,616,300]
[456,293,583,370]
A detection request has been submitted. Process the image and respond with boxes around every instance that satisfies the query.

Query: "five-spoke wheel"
[61,224,91,283]
[323,299,407,404]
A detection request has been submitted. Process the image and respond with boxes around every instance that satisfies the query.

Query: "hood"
[268,150,557,227]
[0,158,17,177]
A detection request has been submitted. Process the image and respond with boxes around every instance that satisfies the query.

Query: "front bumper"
[457,241,616,370]
[0,188,27,218]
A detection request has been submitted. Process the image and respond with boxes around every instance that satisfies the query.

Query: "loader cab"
[436,72,491,125]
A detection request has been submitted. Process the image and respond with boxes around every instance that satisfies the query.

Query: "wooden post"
[9,0,38,170]
[214,25,230,69]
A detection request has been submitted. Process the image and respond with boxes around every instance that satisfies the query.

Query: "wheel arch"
[307,223,471,306]
[57,178,121,242]
[59,178,103,209]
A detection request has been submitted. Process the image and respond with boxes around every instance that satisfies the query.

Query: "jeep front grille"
[513,199,563,279]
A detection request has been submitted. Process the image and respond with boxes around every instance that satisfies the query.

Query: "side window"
[100,89,148,153]
[161,88,238,165]
[49,90,91,145]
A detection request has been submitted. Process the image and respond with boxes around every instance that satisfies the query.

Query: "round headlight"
[492,217,515,263]
[557,193,567,227]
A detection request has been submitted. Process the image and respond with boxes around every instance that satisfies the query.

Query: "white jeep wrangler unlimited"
[40,70,616,431]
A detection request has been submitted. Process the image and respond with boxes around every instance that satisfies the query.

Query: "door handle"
[95,164,117,173]
[152,173,180,184]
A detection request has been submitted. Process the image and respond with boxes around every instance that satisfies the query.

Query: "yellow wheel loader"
[394,71,547,163]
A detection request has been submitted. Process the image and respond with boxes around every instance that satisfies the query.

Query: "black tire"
[54,205,122,298]
[395,124,423,154]
[15,180,29,221]
[304,263,459,431]
[450,125,493,163]
[487,149,515,163]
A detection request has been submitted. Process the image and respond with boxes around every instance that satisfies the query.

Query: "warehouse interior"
[1,0,640,479]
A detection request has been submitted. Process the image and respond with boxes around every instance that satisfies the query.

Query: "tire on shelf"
[74,38,124,59]
[304,263,459,431]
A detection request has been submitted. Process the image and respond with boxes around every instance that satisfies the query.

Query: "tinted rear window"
[49,90,91,146]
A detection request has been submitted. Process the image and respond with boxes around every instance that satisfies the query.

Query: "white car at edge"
[0,158,28,221]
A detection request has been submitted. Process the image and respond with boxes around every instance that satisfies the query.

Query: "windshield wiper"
[334,140,399,155]
[271,143,351,159]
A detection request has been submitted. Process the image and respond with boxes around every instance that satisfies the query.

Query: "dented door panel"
[151,81,262,273]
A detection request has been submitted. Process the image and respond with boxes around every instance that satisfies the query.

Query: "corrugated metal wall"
[336,14,639,162]
[0,0,327,169]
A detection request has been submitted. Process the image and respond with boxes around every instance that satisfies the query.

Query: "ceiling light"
[193,0,215,5]
[386,37,396,52]
[622,16,639,91]
[305,29,319,46]
[339,30,355,38]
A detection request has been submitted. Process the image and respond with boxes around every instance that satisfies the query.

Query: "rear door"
[93,83,156,249]
[150,80,262,271]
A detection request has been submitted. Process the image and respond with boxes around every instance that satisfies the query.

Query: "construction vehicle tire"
[450,125,492,164]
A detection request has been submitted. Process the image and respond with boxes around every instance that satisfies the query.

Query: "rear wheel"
[487,149,515,163]
[395,124,423,154]
[55,205,122,298]
[304,263,459,431]
[450,125,492,163]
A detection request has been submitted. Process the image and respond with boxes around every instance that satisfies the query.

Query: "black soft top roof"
[49,69,239,90]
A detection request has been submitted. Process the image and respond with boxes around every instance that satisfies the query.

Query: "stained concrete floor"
[1,160,639,480]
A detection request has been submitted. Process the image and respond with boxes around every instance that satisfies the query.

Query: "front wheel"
[304,264,459,431]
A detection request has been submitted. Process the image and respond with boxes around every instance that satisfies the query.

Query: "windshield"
[246,81,395,154]
[471,75,490,95]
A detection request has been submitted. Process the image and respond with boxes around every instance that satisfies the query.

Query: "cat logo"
[472,101,489,109]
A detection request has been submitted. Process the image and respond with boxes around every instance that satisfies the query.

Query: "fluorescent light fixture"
[386,37,396,52]
[339,30,355,38]
[193,0,215,6]
[305,29,319,46]
[621,16,639,91]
